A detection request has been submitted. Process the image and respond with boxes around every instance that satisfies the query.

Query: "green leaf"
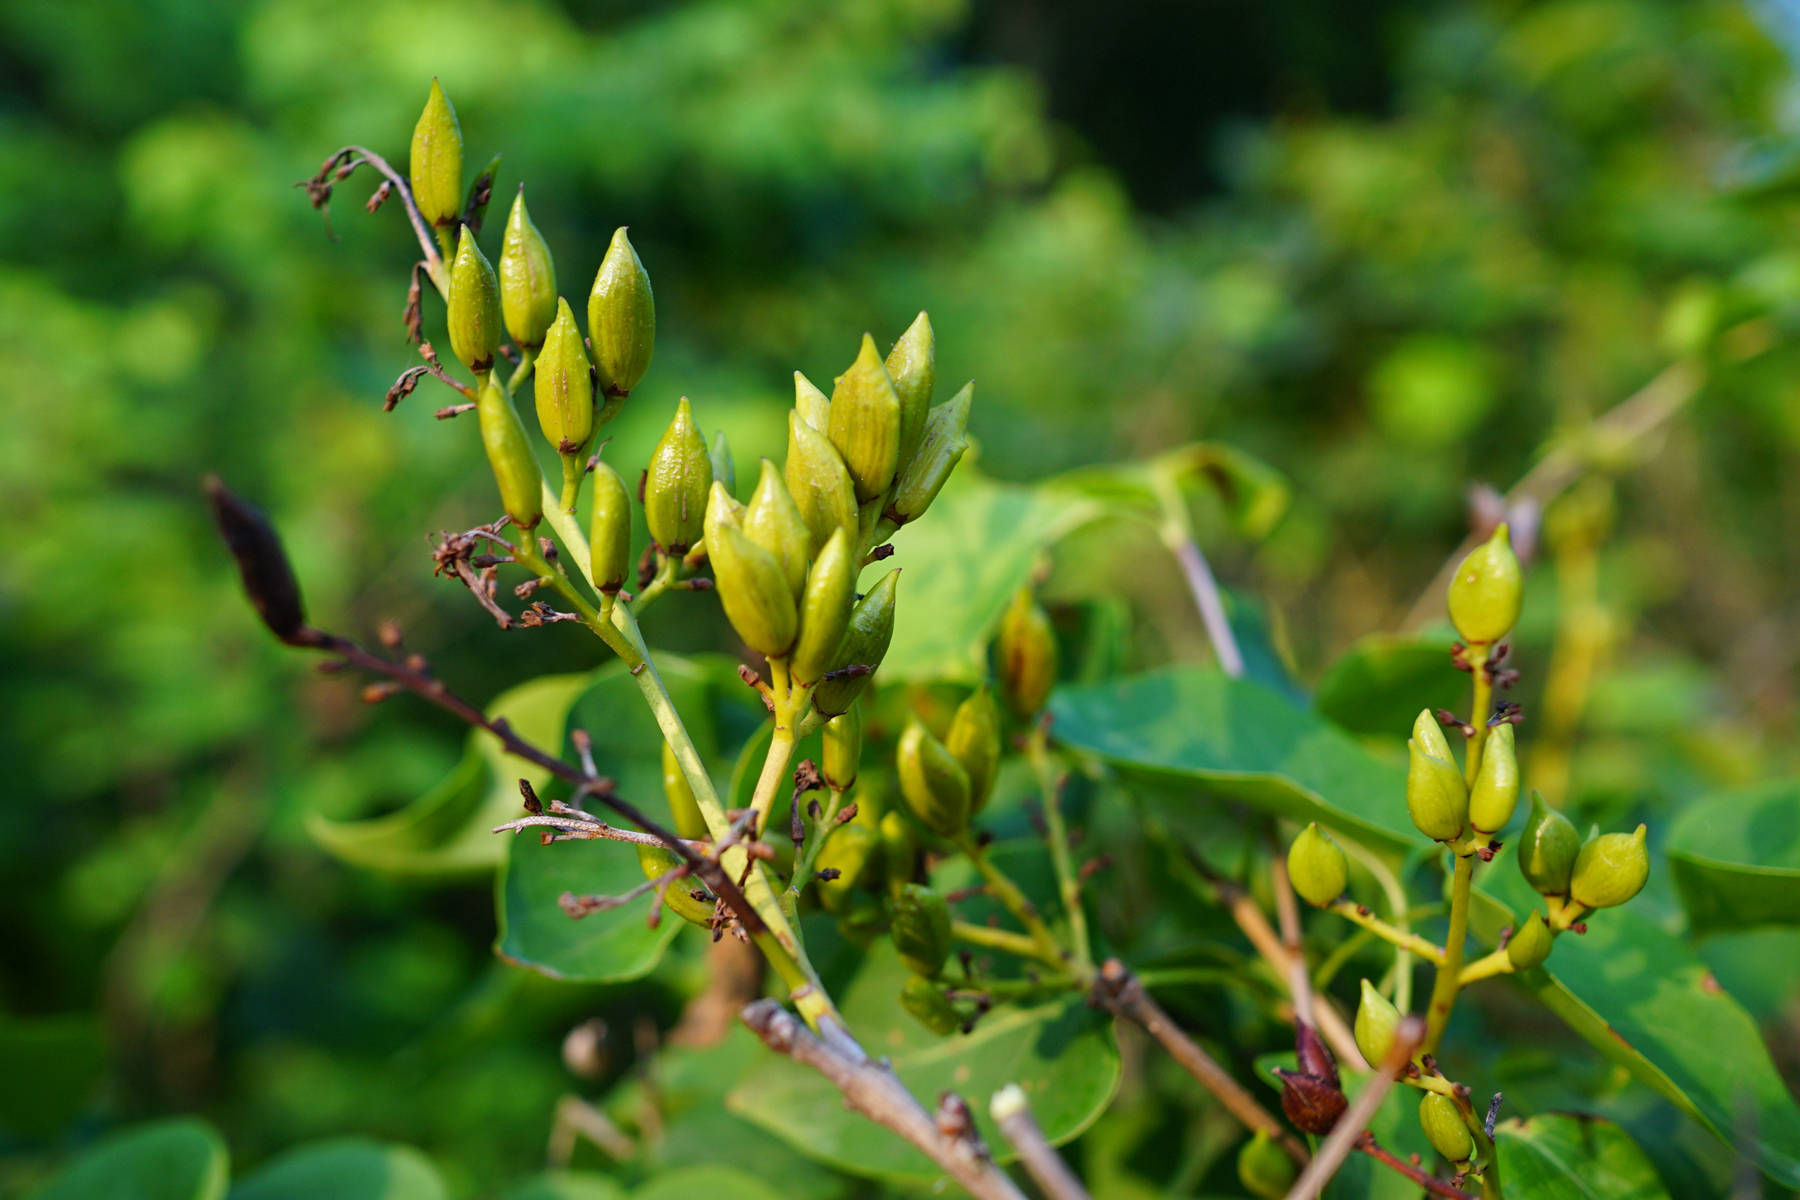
[29,1118,228,1200]
[1494,1114,1670,1199]
[1470,851,1800,1188]
[1312,633,1465,740]
[1666,781,1800,934]
[725,940,1119,1183]
[1049,442,1290,540]
[309,672,593,877]
[883,468,1099,684]
[1048,666,1417,851]
[497,1172,627,1200]
[494,655,762,982]
[228,1139,444,1200]
[631,1166,785,1200]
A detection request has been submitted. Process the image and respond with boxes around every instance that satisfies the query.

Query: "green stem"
[505,347,536,396]
[1422,853,1475,1055]
[629,555,680,615]
[433,224,457,263]
[951,920,1062,968]
[1328,900,1446,965]
[1465,654,1494,787]
[1027,725,1092,978]
[786,787,845,902]
[954,835,1071,977]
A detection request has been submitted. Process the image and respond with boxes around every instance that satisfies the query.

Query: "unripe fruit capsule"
[886,310,935,468]
[587,226,655,396]
[476,376,541,531]
[1448,522,1523,645]
[1470,721,1520,835]
[410,79,463,228]
[588,460,631,593]
[1569,824,1649,910]
[785,412,859,556]
[891,883,952,978]
[1354,978,1402,1066]
[1419,1093,1473,1164]
[1287,822,1347,907]
[1406,737,1469,843]
[812,568,900,716]
[827,333,903,502]
[996,587,1057,720]
[791,528,856,684]
[1506,909,1553,969]
[644,397,712,553]
[945,687,1001,814]
[897,720,971,839]
[448,229,502,374]
[499,187,556,348]
[1518,792,1580,896]
[889,381,972,525]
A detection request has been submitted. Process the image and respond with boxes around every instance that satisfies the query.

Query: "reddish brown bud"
[206,476,307,643]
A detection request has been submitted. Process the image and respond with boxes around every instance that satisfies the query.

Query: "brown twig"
[742,1001,1031,1200]
[1357,1132,1475,1199]
[1093,959,1309,1166]
[299,145,447,290]
[990,1084,1092,1200]
[1284,1016,1425,1199]
[1268,836,1315,1030]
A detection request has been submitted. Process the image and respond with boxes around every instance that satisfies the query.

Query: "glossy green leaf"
[1666,781,1800,934]
[631,1166,784,1200]
[497,1173,627,1200]
[1470,849,1800,1188]
[1312,633,1465,740]
[1048,666,1416,851]
[725,941,1119,1182]
[229,1139,444,1200]
[309,672,593,877]
[494,656,762,982]
[29,1118,228,1200]
[883,469,1099,684]
[1494,1114,1670,1199]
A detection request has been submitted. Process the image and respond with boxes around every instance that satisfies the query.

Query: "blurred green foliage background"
[4,0,1799,1194]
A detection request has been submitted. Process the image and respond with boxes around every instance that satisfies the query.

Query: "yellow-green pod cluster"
[499,187,556,348]
[588,461,631,594]
[1469,721,1519,835]
[644,397,712,554]
[742,460,811,600]
[1237,1131,1297,1200]
[1419,1094,1473,1164]
[705,487,797,659]
[476,376,541,531]
[897,720,971,839]
[821,705,861,791]
[996,586,1057,721]
[828,333,904,502]
[1354,979,1401,1065]
[1518,793,1579,896]
[1286,822,1347,907]
[945,687,1001,814]
[1570,824,1649,910]
[785,412,859,556]
[1448,523,1523,646]
[448,230,502,374]
[588,227,654,397]
[891,883,952,978]
[410,79,463,228]
[811,568,900,716]
[791,528,856,684]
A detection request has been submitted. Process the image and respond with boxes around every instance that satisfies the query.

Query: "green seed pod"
[897,720,971,839]
[899,976,960,1036]
[1412,707,1454,764]
[891,883,953,978]
[534,298,596,508]
[588,460,631,593]
[410,79,463,227]
[1470,722,1520,835]
[886,311,935,468]
[1236,1131,1297,1200]
[1406,738,1469,843]
[996,587,1057,721]
[636,843,714,927]
[1287,823,1348,907]
[1448,522,1523,645]
[1518,792,1580,896]
[816,822,880,911]
[1419,1094,1473,1164]
[791,527,856,684]
[742,459,811,600]
[880,807,916,884]
[785,412,859,556]
[709,520,798,659]
[1570,824,1649,910]
[811,568,900,716]
[794,371,831,431]
[703,479,745,548]
[1506,910,1553,969]
[476,376,541,531]
[709,429,736,498]
[945,687,1001,814]
[587,226,655,397]
[498,187,556,348]
[822,705,861,791]
[644,397,712,553]
[827,333,903,502]
[660,742,708,840]
[1354,979,1402,1066]
[447,229,502,374]
[888,381,971,525]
